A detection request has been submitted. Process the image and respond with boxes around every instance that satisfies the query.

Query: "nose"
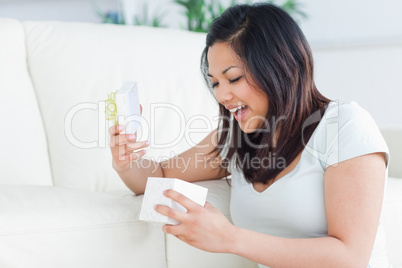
[214,84,234,105]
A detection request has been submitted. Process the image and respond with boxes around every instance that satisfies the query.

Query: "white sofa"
[0,18,401,268]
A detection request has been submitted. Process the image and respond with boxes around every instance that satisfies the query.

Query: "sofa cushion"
[382,177,402,266]
[0,19,52,186]
[381,127,402,178]
[0,185,166,268]
[23,21,218,192]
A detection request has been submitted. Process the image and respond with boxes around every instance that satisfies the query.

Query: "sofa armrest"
[0,185,166,268]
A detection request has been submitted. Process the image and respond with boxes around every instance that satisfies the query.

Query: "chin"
[241,128,256,133]
[239,120,266,133]
[239,124,258,133]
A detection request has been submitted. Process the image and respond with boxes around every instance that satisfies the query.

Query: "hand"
[154,189,237,253]
[109,105,149,173]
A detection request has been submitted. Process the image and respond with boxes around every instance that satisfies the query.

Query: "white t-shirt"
[226,101,391,268]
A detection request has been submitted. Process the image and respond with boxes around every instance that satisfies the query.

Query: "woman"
[109,3,390,267]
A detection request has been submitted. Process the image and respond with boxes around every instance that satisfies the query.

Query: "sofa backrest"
[0,19,53,186]
[2,19,400,191]
[22,21,218,192]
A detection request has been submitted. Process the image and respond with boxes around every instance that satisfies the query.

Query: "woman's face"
[207,42,269,133]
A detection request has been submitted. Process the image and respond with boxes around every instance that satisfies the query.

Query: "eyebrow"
[207,66,239,77]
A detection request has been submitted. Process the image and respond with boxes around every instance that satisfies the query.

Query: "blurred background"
[1,0,402,127]
[1,0,402,46]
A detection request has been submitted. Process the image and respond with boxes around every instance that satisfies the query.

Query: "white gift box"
[139,177,208,225]
[115,81,141,134]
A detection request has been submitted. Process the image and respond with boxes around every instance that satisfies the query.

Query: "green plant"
[133,4,165,27]
[92,1,125,24]
[275,0,307,21]
[174,0,307,33]
[92,1,164,27]
[205,0,239,28]
[173,0,231,32]
[93,0,306,31]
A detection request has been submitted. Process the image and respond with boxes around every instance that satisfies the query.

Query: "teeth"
[229,105,246,113]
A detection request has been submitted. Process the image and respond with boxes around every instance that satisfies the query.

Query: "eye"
[229,76,243,84]
[212,82,219,88]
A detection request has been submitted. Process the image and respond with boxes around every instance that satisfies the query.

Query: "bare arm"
[228,152,386,267]
[110,126,229,195]
[159,128,229,182]
[158,152,386,267]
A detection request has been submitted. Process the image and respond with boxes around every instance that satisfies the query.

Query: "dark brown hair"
[201,3,330,184]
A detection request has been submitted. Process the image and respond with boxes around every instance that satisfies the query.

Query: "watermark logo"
[64,101,221,150]
[64,100,340,171]
[302,101,339,167]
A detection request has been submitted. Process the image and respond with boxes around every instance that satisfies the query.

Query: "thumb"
[204,201,213,208]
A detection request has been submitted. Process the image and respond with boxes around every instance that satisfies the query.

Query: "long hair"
[201,3,330,184]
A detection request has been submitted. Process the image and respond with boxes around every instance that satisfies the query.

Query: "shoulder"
[312,101,389,169]
[323,100,374,127]
[318,100,382,140]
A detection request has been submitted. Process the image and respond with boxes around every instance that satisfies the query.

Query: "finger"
[163,189,198,211]
[204,201,213,208]
[124,145,148,156]
[109,124,124,136]
[114,144,127,158]
[115,144,131,161]
[140,104,143,115]
[116,148,143,161]
[126,140,149,150]
[110,133,136,147]
[155,204,187,223]
[124,144,148,156]
[127,149,147,161]
[162,224,185,236]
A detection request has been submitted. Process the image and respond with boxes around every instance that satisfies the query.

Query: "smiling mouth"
[229,105,248,116]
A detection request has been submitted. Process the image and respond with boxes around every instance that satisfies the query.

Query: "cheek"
[212,88,222,104]
[260,98,269,114]
[236,85,254,101]
[248,91,269,114]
